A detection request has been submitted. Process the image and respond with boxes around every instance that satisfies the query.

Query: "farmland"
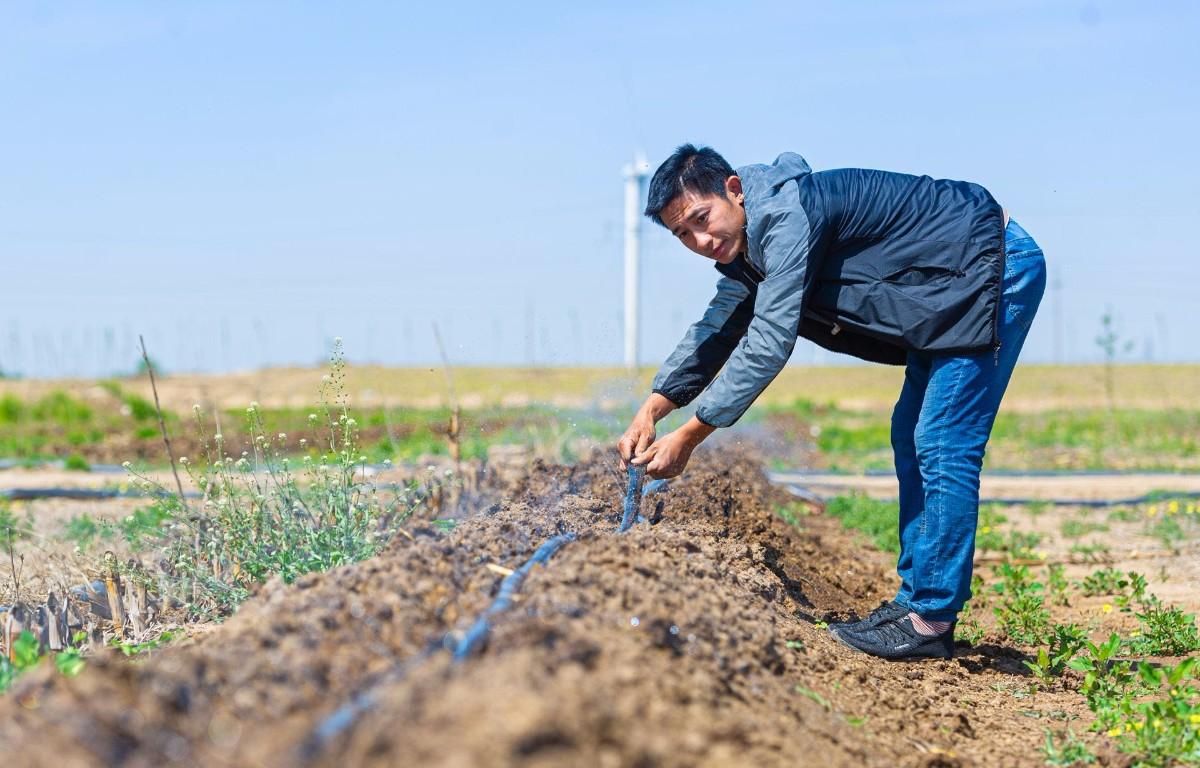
[2,362,1199,766]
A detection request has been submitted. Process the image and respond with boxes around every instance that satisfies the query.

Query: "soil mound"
[0,453,1086,767]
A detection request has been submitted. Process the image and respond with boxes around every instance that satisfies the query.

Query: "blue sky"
[1,1,1196,377]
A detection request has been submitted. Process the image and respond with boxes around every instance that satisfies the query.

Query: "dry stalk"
[102,552,126,637]
[138,335,190,513]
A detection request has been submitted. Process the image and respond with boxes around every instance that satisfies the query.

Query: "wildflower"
[278,433,286,441]
[1190,713,1200,725]
[214,433,224,442]
[308,413,318,422]
[1167,500,1179,515]
[383,459,392,466]
[1107,726,1121,737]
[1102,603,1113,613]
[334,336,342,344]
[359,455,368,463]
[192,404,202,412]
[346,418,357,427]
[980,526,992,535]
[122,461,131,469]
[1147,505,1158,517]
[179,456,188,464]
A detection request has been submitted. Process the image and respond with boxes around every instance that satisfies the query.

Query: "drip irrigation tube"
[451,532,577,662]
[0,487,203,501]
[308,466,672,757]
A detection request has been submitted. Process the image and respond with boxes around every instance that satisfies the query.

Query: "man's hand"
[631,417,716,479]
[617,417,656,469]
[618,393,678,468]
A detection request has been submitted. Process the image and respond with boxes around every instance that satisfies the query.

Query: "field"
[2,363,1199,766]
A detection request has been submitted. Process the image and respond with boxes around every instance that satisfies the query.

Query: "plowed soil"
[1,454,1109,767]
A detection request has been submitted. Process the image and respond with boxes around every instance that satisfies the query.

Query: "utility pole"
[623,152,650,371]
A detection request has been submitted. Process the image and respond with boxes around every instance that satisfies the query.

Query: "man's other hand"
[630,417,716,479]
[617,417,656,469]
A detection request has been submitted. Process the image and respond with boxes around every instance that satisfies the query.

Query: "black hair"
[643,144,735,227]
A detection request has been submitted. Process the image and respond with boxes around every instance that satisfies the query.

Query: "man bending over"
[617,145,1045,660]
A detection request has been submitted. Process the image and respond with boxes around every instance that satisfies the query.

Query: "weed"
[64,453,90,471]
[130,340,421,618]
[1060,520,1109,539]
[1024,624,1088,690]
[1069,542,1111,563]
[1124,604,1200,656]
[1047,564,1071,607]
[0,631,86,694]
[956,599,985,645]
[108,629,178,656]
[1145,516,1187,551]
[776,502,808,528]
[991,564,1050,645]
[1107,507,1139,523]
[1068,635,1138,729]
[1041,728,1096,766]
[795,685,832,711]
[823,494,899,553]
[1078,568,1124,597]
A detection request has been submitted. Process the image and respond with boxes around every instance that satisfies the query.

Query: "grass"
[764,398,1200,472]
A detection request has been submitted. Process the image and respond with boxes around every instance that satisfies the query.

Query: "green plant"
[64,453,90,472]
[991,564,1051,645]
[1111,659,1200,766]
[108,629,177,656]
[134,340,421,618]
[1079,567,1124,596]
[1024,624,1088,690]
[0,631,85,694]
[823,493,899,553]
[62,513,101,551]
[1146,517,1187,551]
[1047,564,1071,607]
[1041,728,1096,766]
[1068,634,1139,729]
[956,599,985,645]
[1124,604,1200,656]
[1060,519,1109,539]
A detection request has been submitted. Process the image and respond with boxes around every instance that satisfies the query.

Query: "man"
[617,145,1046,660]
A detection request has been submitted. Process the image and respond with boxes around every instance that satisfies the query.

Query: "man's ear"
[725,175,743,202]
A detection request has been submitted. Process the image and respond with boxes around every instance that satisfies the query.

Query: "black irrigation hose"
[306,467,677,758]
[450,532,577,663]
[0,487,203,501]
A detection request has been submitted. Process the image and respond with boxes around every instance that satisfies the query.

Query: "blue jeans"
[891,219,1046,621]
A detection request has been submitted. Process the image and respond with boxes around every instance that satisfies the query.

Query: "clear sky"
[1,1,1196,378]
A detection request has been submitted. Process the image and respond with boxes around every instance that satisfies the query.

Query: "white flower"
[122,461,132,469]
[192,404,202,412]
[214,433,224,442]
[179,456,188,464]
[278,433,286,440]
[334,336,343,344]
[308,414,318,422]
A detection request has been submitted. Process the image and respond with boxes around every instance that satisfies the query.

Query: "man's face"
[659,175,747,265]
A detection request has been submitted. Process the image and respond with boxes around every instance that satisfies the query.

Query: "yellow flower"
[1102,604,1114,613]
[1147,505,1158,517]
[1168,500,1180,515]
[1107,726,1122,737]
[1190,713,1200,725]
[980,526,992,535]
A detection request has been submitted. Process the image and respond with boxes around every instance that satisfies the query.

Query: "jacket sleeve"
[692,208,811,427]
[651,275,755,407]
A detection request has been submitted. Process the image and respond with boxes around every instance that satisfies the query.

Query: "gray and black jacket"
[652,152,1006,427]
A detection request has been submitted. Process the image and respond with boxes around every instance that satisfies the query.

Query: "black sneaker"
[828,599,908,632]
[831,614,955,660]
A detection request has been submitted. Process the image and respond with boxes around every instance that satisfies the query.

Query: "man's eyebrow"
[671,206,706,237]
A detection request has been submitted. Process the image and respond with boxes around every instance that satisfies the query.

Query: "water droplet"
[669,625,680,635]
[629,616,640,627]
